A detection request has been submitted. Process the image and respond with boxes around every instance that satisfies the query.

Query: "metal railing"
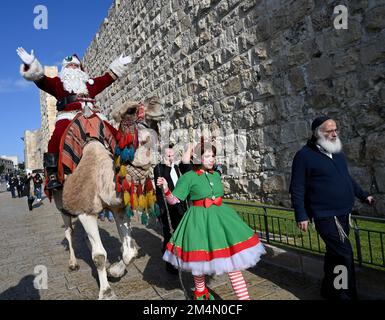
[224,201,385,270]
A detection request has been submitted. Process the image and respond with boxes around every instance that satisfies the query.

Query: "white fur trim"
[20,59,44,82]
[56,111,79,122]
[163,242,266,276]
[109,59,129,78]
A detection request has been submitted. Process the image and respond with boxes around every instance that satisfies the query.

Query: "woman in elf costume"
[157,141,266,300]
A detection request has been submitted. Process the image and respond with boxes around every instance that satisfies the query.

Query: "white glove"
[118,54,132,65]
[16,47,35,65]
[109,54,132,78]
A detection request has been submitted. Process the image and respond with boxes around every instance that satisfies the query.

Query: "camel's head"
[111,97,164,134]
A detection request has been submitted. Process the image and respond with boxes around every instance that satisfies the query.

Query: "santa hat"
[62,54,83,70]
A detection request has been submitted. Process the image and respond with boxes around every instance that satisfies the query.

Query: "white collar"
[316,144,333,159]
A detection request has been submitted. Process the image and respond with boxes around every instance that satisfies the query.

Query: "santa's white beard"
[317,135,342,154]
[59,68,90,95]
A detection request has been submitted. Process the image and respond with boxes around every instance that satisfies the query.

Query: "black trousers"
[160,204,184,254]
[314,214,358,300]
[27,196,35,211]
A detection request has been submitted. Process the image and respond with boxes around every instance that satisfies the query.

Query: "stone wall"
[82,0,385,216]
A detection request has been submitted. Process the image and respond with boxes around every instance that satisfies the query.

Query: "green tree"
[18,162,25,170]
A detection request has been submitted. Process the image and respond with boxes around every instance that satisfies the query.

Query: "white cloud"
[0,78,33,93]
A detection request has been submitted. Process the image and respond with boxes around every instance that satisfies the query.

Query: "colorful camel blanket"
[57,113,117,183]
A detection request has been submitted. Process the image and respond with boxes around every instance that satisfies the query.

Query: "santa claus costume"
[17,47,132,189]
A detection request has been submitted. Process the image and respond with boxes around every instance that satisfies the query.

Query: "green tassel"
[140,212,149,225]
[125,206,133,218]
[151,203,160,217]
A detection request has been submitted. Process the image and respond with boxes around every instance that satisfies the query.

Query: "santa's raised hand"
[16,47,35,65]
[109,53,132,78]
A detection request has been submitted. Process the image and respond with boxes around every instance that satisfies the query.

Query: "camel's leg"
[53,190,80,271]
[107,208,138,278]
[61,213,79,271]
[78,213,116,300]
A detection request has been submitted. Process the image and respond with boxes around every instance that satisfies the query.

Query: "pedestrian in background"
[99,209,114,222]
[9,174,17,199]
[22,173,35,211]
[33,173,43,202]
[16,175,24,198]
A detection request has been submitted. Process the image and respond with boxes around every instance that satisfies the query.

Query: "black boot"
[43,153,63,190]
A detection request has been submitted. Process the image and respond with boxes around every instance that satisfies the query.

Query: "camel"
[52,97,163,300]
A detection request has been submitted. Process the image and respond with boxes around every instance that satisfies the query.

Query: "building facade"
[0,157,15,174]
[24,66,58,171]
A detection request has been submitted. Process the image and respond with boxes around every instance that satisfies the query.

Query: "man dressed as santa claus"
[17,47,132,190]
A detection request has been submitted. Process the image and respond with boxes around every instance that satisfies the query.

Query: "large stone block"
[374,167,385,193]
[360,33,385,64]
[366,133,385,162]
[223,76,242,95]
[364,4,385,32]
[306,57,333,81]
[288,66,306,92]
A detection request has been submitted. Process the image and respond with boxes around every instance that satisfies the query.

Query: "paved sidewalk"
[0,183,322,300]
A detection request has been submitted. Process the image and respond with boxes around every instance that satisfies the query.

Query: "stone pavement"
[0,183,322,300]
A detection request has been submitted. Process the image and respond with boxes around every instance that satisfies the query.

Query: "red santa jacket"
[34,71,117,113]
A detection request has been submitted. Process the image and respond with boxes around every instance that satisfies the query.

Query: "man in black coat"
[290,116,374,300]
[154,145,191,274]
[22,173,35,211]
[9,174,17,198]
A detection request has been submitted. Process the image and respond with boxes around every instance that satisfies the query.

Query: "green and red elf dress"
[163,169,266,275]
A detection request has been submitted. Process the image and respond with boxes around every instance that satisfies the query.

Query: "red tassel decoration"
[126,133,134,146]
[119,134,126,149]
[134,127,139,149]
[122,179,130,192]
[137,183,143,195]
[145,178,153,192]
[116,175,122,193]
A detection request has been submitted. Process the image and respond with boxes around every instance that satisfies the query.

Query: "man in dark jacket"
[290,116,374,300]
[22,173,35,211]
[154,145,191,274]
[9,174,17,198]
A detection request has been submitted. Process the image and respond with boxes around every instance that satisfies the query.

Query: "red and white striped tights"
[193,270,250,300]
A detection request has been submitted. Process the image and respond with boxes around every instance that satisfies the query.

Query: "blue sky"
[0,0,113,162]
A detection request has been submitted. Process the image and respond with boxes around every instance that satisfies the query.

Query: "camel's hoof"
[123,248,138,266]
[107,261,126,278]
[69,263,80,272]
[99,287,117,300]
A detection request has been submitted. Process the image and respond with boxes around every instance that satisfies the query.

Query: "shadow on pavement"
[132,226,196,299]
[246,247,322,300]
[60,219,123,285]
[0,275,41,300]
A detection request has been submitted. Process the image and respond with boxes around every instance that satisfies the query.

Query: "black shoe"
[44,153,63,190]
[165,262,178,275]
[46,175,62,190]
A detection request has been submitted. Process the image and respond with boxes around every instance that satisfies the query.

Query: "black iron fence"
[225,201,385,270]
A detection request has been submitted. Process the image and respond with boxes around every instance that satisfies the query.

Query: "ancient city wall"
[82,0,385,216]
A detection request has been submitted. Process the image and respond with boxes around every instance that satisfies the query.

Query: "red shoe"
[193,287,215,300]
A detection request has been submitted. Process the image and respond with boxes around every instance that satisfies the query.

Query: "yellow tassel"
[123,191,130,206]
[146,191,155,210]
[119,165,126,178]
[138,194,146,211]
[114,156,121,168]
[132,193,139,210]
